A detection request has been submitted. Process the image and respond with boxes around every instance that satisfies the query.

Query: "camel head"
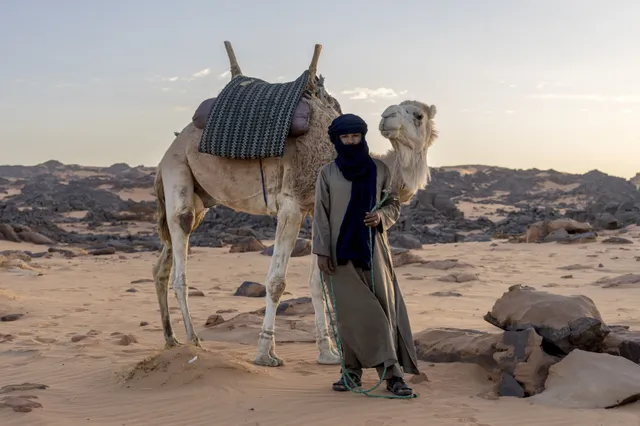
[378,100,437,152]
[377,100,439,202]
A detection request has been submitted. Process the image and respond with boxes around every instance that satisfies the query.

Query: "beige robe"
[312,159,419,379]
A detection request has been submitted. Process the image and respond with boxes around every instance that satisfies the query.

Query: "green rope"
[320,190,418,399]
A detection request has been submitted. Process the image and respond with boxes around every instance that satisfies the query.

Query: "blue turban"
[327,114,378,270]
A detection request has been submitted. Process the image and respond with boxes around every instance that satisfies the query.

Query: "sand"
[3,236,640,425]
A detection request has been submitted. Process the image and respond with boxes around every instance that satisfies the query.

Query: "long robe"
[312,158,420,378]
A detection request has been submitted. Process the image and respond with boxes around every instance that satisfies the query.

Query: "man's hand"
[364,211,381,227]
[317,255,335,276]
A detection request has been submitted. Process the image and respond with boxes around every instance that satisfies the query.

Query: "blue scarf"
[328,114,378,270]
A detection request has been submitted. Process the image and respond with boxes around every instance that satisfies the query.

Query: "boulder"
[529,350,640,409]
[484,284,609,354]
[229,237,266,253]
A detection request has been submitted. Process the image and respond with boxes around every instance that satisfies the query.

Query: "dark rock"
[229,237,266,253]
[484,284,609,354]
[234,281,266,298]
[252,297,313,316]
[429,291,462,297]
[205,314,225,327]
[497,373,526,397]
[0,314,24,322]
[88,247,116,256]
[601,237,633,244]
[261,238,311,257]
[602,325,640,364]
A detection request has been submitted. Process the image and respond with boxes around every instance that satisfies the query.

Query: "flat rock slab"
[414,328,502,371]
[484,284,609,353]
[529,349,640,409]
[594,273,640,288]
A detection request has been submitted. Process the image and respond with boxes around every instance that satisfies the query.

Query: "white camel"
[152,41,439,367]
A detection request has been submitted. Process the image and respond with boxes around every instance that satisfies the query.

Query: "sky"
[1,0,639,178]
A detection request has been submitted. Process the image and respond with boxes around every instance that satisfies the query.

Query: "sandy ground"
[3,236,640,425]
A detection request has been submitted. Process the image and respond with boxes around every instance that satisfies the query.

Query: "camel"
[152,41,439,368]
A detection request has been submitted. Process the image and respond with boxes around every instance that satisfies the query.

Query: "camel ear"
[427,105,437,119]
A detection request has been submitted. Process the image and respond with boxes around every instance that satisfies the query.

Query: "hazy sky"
[1,0,639,177]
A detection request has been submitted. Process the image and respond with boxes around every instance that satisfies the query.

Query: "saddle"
[192,96,311,137]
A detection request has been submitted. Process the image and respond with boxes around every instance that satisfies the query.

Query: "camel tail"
[154,170,172,245]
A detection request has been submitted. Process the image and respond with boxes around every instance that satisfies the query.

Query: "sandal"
[332,373,362,392]
[386,377,413,396]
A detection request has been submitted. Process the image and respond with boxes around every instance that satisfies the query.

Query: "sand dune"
[2,236,640,425]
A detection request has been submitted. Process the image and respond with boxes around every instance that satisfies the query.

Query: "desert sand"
[3,232,640,425]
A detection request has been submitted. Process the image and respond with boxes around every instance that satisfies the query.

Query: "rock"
[529,350,640,408]
[0,314,24,322]
[125,288,138,293]
[602,325,640,364]
[391,250,425,267]
[555,232,598,244]
[484,284,609,354]
[252,297,313,316]
[414,328,502,371]
[260,238,311,257]
[188,288,205,297]
[88,247,116,256]
[205,314,225,327]
[594,273,640,288]
[601,236,633,244]
[525,219,594,243]
[422,259,473,270]
[437,272,478,283]
[48,246,88,257]
[229,237,266,253]
[0,224,20,242]
[493,328,559,396]
[233,281,266,297]
[557,264,592,271]
[543,228,569,242]
[391,234,423,250]
[139,321,149,326]
[70,334,88,342]
[17,231,54,245]
[548,218,593,233]
[429,291,462,297]
[497,372,525,398]
[596,212,619,230]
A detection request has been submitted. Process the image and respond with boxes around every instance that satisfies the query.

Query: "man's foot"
[332,373,362,392]
[386,377,413,396]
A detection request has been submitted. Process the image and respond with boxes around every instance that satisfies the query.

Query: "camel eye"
[414,113,423,120]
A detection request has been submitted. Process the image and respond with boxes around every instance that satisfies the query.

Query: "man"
[312,113,419,397]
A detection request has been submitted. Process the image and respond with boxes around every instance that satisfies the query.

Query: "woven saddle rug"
[199,70,310,159]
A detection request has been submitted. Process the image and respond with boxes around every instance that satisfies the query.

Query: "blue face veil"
[327,114,378,270]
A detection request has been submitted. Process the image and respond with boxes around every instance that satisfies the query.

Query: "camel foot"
[189,334,202,347]
[317,350,341,365]
[164,336,182,348]
[254,352,285,367]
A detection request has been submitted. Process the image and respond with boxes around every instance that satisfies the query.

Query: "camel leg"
[162,169,202,347]
[254,195,303,367]
[153,244,181,347]
[308,253,341,364]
